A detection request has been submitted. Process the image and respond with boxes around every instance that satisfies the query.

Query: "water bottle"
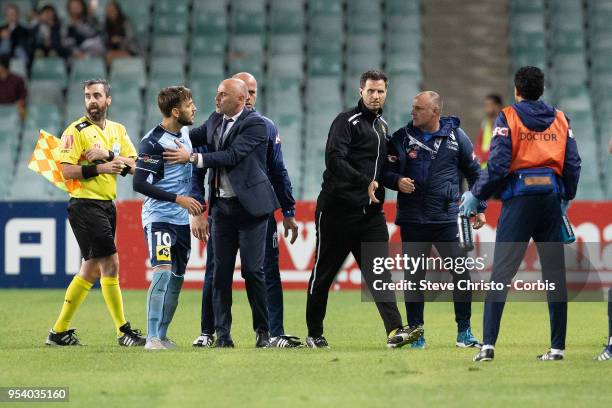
[561,214,576,244]
[457,214,474,251]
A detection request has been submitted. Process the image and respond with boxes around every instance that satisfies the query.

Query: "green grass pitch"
[0,289,610,407]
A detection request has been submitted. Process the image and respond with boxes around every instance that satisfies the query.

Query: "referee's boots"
[46,328,83,346]
[118,322,146,347]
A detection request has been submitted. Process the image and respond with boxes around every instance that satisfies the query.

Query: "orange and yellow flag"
[28,129,82,194]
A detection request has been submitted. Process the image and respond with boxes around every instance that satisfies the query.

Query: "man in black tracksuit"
[305,70,422,349]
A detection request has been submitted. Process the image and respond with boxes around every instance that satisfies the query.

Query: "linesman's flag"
[28,129,82,194]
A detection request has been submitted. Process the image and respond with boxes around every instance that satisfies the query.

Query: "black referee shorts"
[67,198,117,260]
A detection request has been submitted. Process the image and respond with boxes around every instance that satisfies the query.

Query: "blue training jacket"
[190,111,296,217]
[383,116,486,224]
[471,100,582,201]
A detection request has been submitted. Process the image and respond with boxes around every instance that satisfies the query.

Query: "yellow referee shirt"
[60,116,137,200]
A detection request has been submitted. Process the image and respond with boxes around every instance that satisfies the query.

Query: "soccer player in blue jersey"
[133,86,204,350]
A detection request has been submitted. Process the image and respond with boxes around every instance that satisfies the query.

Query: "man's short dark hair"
[514,66,544,101]
[82,78,111,96]
[360,69,388,88]
[485,93,503,106]
[158,86,192,117]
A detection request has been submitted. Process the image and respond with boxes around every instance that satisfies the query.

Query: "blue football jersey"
[136,125,193,226]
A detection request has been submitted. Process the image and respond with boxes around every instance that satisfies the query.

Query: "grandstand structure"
[0,0,609,201]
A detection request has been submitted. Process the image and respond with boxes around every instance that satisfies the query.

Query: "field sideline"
[1,289,610,407]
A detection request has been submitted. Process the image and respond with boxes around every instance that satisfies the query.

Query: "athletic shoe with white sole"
[117,322,146,347]
[144,337,167,350]
[46,328,82,346]
[161,338,177,349]
[305,336,329,349]
[193,333,215,348]
[387,325,423,348]
[595,345,612,361]
[456,328,482,348]
[267,335,304,348]
[473,348,494,362]
[537,350,564,361]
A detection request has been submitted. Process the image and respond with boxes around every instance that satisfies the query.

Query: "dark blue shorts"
[144,222,191,275]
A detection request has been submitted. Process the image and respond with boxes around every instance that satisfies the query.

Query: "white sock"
[551,348,564,356]
[482,344,494,351]
[608,336,612,346]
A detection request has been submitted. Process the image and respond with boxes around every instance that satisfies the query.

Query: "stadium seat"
[149,57,185,81]
[31,57,67,84]
[384,0,420,16]
[151,35,187,58]
[307,17,344,54]
[346,34,381,57]
[27,80,63,105]
[154,0,188,17]
[385,33,421,58]
[190,56,225,79]
[346,52,383,76]
[190,33,228,58]
[307,52,342,77]
[152,13,188,36]
[269,34,304,55]
[307,0,342,16]
[190,76,223,113]
[269,0,305,34]
[228,35,264,77]
[229,0,266,34]
[70,57,106,83]
[386,54,420,77]
[267,55,304,79]
[110,57,147,88]
[192,7,227,35]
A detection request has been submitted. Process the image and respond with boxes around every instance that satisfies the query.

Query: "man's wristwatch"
[189,153,198,164]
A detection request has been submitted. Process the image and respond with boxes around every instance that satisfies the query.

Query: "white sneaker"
[145,337,167,350]
[161,338,177,349]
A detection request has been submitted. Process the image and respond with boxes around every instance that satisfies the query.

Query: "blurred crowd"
[0,0,139,68]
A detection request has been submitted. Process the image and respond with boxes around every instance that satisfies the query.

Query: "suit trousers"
[211,197,270,342]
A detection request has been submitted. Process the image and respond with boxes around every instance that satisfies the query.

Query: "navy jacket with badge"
[383,116,485,224]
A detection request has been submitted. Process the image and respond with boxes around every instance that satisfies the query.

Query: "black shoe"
[117,322,146,347]
[214,338,235,348]
[267,335,304,348]
[387,325,423,348]
[305,335,329,349]
[473,348,495,362]
[46,328,82,346]
[255,330,270,348]
[537,350,564,361]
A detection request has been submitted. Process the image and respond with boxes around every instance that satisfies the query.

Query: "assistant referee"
[46,79,145,347]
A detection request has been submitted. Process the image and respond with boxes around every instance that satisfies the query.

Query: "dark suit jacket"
[190,109,280,217]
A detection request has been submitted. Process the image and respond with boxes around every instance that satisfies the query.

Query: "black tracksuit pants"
[306,196,404,338]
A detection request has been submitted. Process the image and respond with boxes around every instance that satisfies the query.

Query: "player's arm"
[132,139,203,215]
